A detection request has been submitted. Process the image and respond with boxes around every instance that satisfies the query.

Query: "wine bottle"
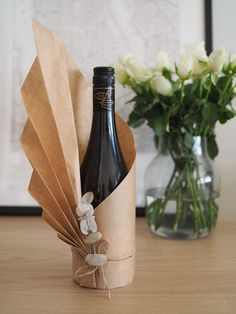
[80,66,128,207]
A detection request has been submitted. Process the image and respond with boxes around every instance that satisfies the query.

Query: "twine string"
[74,265,98,278]
[72,247,133,299]
[74,263,110,299]
[100,266,111,299]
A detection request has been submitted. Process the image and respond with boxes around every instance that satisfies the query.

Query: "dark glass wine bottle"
[80,66,128,207]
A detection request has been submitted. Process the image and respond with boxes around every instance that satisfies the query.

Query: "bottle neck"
[91,84,118,147]
[93,85,115,112]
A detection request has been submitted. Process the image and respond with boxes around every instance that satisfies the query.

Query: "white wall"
[179,0,205,46]
[0,1,35,205]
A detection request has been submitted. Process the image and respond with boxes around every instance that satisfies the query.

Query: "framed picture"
[0,0,205,215]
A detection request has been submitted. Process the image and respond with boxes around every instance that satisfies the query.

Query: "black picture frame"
[205,0,213,55]
[0,206,42,216]
[0,205,145,217]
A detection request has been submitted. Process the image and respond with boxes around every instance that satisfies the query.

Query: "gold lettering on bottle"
[94,88,113,109]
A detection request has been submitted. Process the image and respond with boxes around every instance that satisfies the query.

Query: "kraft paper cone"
[20,19,136,290]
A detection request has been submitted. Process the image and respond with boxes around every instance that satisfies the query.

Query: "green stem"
[203,125,210,136]
[180,81,185,103]
[205,84,211,101]
[147,166,178,230]
[223,76,233,93]
[199,80,203,98]
[208,198,219,229]
[147,142,219,234]
[220,75,233,104]
[191,169,207,229]
[192,157,208,229]
[174,188,182,230]
[185,161,201,233]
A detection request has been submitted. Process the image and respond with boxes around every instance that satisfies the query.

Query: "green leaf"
[183,82,198,106]
[218,109,235,124]
[128,111,145,128]
[202,103,218,124]
[134,97,155,114]
[207,134,219,159]
[193,98,206,108]
[217,76,231,90]
[143,80,151,93]
[184,132,194,149]
[125,95,138,104]
[170,101,181,116]
[162,69,172,81]
[133,84,143,94]
[190,80,200,94]
[208,86,220,103]
[146,110,169,136]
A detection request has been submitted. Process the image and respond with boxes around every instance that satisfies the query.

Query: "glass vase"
[144,135,220,239]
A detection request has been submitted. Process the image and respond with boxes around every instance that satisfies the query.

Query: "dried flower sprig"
[75,192,110,298]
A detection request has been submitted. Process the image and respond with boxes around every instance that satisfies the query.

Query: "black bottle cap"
[93,66,115,86]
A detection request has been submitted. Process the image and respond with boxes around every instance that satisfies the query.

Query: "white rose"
[192,58,208,75]
[176,52,193,80]
[150,74,172,96]
[113,62,128,84]
[185,41,208,62]
[185,41,208,75]
[125,57,152,83]
[155,52,170,72]
[208,47,227,72]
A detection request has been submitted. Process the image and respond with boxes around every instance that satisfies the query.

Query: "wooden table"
[0,217,236,314]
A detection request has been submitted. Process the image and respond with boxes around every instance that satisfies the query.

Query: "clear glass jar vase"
[144,135,220,239]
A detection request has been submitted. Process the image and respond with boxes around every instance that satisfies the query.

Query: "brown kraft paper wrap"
[20,19,136,290]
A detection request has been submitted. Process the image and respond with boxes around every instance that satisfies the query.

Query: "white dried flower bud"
[86,231,102,243]
[85,254,107,267]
